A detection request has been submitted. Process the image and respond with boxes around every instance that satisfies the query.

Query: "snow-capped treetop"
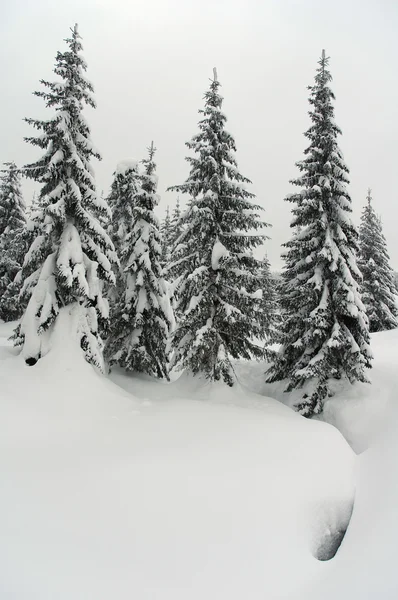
[266,51,372,416]
[107,159,141,262]
[169,76,268,262]
[358,189,398,333]
[116,159,140,177]
[136,141,160,211]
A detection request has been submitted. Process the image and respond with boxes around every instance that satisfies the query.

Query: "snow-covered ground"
[0,311,396,599]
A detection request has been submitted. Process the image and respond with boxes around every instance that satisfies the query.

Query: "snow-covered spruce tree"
[257,255,280,346]
[104,160,141,335]
[15,24,115,369]
[105,143,173,379]
[3,190,48,319]
[0,162,25,236]
[160,205,172,269]
[266,51,372,417]
[0,162,28,321]
[358,189,398,332]
[107,160,140,258]
[170,196,183,249]
[167,71,270,385]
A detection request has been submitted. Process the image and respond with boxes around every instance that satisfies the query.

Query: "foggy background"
[1,0,397,271]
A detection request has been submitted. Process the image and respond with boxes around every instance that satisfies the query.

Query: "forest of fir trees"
[0,27,397,418]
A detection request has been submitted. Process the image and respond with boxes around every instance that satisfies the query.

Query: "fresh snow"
[0,312,397,598]
[211,239,229,270]
[116,158,139,176]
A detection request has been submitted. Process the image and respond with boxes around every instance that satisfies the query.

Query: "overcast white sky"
[1,0,398,270]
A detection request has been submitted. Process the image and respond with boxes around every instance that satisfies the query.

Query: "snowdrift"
[0,311,356,599]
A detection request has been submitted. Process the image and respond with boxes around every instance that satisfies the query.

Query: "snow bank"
[235,328,398,599]
[0,322,355,600]
[293,399,398,600]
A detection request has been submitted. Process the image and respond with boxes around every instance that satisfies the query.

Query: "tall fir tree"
[105,144,173,379]
[266,51,372,417]
[0,162,27,321]
[168,71,270,385]
[358,189,398,332]
[15,24,116,369]
[160,205,172,269]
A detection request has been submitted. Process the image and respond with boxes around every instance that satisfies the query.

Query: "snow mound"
[234,328,398,599]
[294,400,398,600]
[0,322,356,600]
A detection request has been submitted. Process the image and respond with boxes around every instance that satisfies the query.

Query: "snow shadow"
[310,498,354,561]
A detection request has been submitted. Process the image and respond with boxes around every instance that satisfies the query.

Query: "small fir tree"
[104,160,141,335]
[107,160,141,258]
[0,163,27,321]
[16,24,116,369]
[266,51,372,416]
[105,143,173,379]
[257,255,280,348]
[168,71,270,385]
[2,191,49,323]
[27,192,39,218]
[160,205,172,269]
[170,197,183,249]
[358,189,398,332]
[0,162,26,235]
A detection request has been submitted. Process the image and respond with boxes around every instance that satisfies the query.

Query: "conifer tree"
[257,255,279,347]
[168,71,270,385]
[107,160,140,257]
[160,205,172,268]
[97,191,111,232]
[358,189,398,332]
[0,162,27,321]
[1,191,48,323]
[15,24,116,369]
[0,162,25,235]
[105,143,173,378]
[104,160,141,333]
[170,197,183,249]
[266,51,372,416]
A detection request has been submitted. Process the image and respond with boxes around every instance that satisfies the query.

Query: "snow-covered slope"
[294,331,398,600]
[0,310,356,600]
[296,413,398,600]
[236,329,398,599]
[235,329,396,454]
